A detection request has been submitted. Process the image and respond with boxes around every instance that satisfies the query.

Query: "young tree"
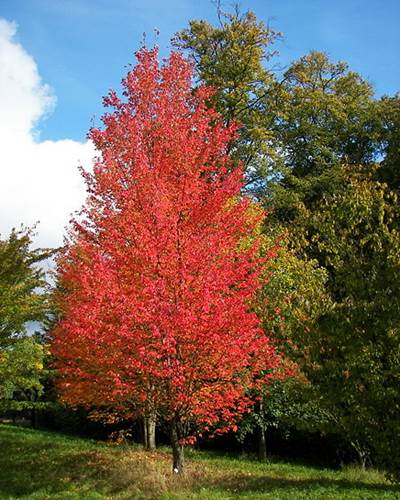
[0,227,52,346]
[0,336,47,426]
[240,231,330,459]
[51,48,281,474]
[0,228,52,420]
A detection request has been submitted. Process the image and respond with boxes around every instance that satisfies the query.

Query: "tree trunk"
[257,398,267,461]
[143,413,156,450]
[30,389,38,429]
[30,408,37,429]
[351,440,370,469]
[170,420,184,474]
[146,413,156,450]
[358,449,369,469]
[258,423,267,461]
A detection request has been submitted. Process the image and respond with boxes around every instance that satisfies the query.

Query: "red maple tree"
[51,48,281,473]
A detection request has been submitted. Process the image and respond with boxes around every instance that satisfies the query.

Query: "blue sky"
[0,0,399,248]
[2,0,399,142]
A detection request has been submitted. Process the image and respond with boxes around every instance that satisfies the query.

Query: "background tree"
[176,7,399,474]
[175,7,335,459]
[51,48,282,474]
[263,52,398,470]
[268,50,383,221]
[174,6,281,193]
[0,336,47,426]
[0,227,52,346]
[0,228,52,419]
[242,231,330,460]
[291,166,400,469]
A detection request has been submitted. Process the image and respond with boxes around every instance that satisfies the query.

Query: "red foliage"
[51,48,281,441]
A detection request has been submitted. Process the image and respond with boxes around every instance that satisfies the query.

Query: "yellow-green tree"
[0,228,52,345]
[0,337,47,424]
[268,51,383,221]
[0,227,52,419]
[174,6,281,194]
[176,7,399,474]
[295,167,400,473]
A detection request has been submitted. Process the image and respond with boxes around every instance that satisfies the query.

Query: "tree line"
[1,7,399,480]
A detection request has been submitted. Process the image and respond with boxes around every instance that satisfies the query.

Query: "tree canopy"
[0,228,52,346]
[0,227,52,415]
[51,48,283,474]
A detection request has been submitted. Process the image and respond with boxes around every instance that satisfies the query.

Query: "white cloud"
[0,18,94,248]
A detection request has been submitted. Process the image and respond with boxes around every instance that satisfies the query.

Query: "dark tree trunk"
[30,389,38,429]
[170,420,184,474]
[257,399,267,461]
[30,408,37,429]
[258,423,267,461]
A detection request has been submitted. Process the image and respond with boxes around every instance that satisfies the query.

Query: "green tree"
[294,167,400,471]
[0,227,53,345]
[239,230,330,459]
[174,7,339,458]
[0,337,47,424]
[174,7,335,458]
[268,51,383,221]
[0,227,53,419]
[264,54,398,472]
[174,6,281,193]
[176,7,399,475]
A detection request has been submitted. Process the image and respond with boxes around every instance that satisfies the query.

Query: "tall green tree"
[174,6,281,192]
[268,51,384,221]
[175,9,341,458]
[292,166,400,470]
[264,53,398,471]
[176,7,399,474]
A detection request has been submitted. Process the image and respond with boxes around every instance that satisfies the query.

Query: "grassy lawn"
[0,424,398,499]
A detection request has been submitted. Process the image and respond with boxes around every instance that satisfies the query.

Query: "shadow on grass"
[0,425,398,498]
[199,473,400,497]
[0,425,116,497]
[188,449,400,497]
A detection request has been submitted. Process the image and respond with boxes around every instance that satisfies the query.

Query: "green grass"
[0,424,398,499]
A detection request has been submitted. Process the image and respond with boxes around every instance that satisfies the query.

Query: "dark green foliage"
[176,6,400,480]
[295,168,400,475]
[379,94,400,190]
[268,51,384,221]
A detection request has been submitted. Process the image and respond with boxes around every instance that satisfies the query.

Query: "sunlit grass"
[0,424,397,499]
